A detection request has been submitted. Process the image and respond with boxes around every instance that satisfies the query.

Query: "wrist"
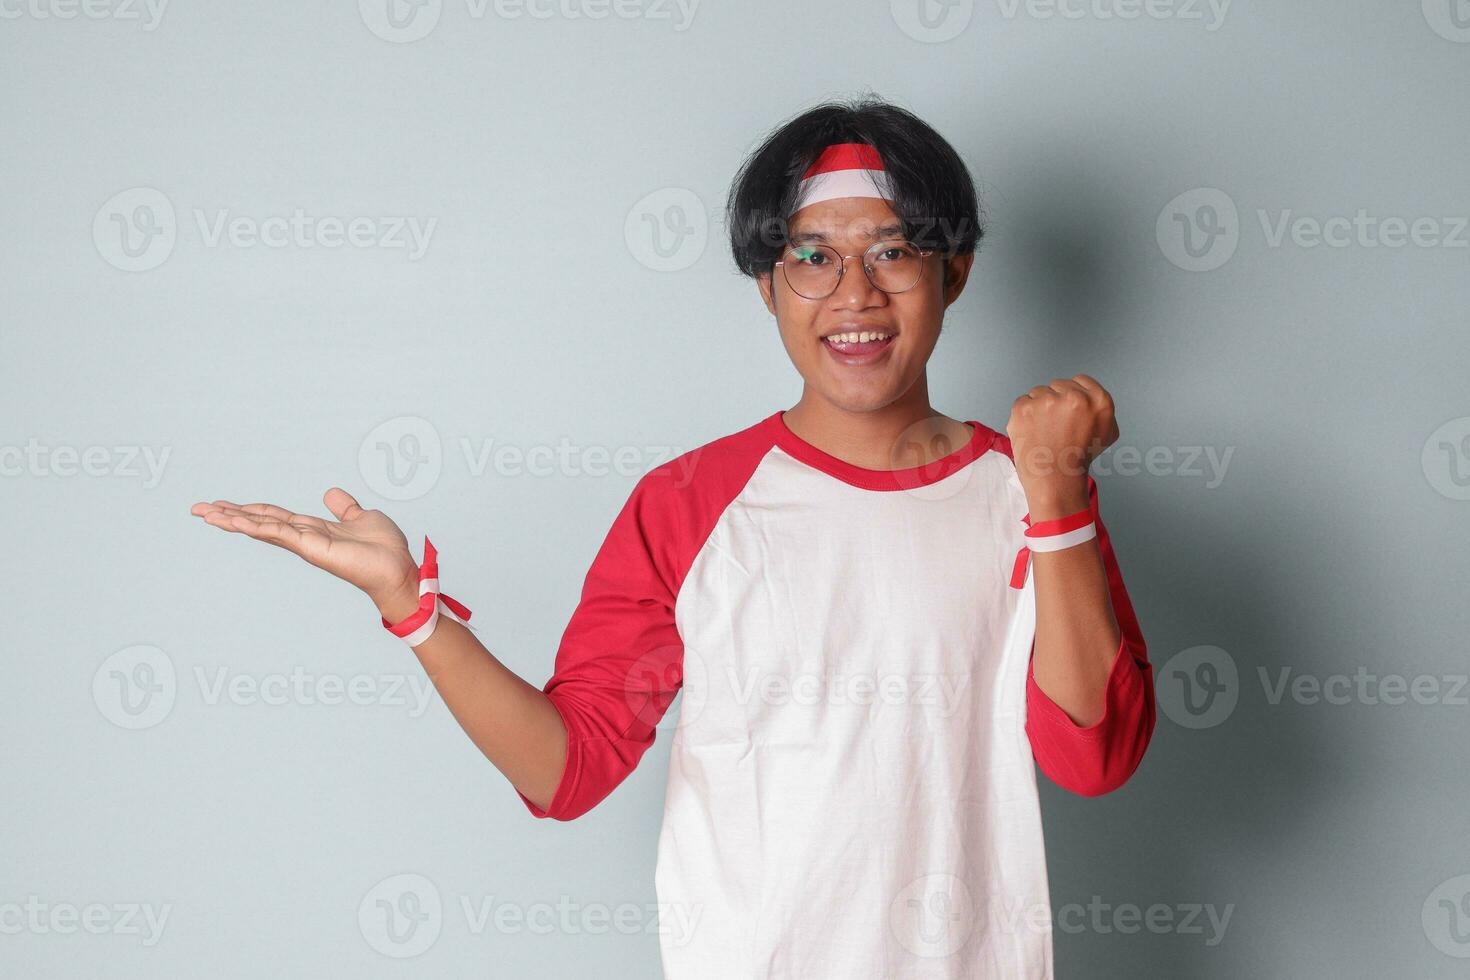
[1019,477,1089,521]
[378,537,475,648]
[372,566,423,624]
[374,590,421,626]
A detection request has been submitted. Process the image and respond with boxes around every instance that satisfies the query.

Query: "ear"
[941,252,975,306]
[757,270,777,316]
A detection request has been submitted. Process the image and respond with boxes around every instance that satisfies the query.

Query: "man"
[192,96,1155,978]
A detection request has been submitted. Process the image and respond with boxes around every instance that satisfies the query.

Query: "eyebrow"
[787,223,907,246]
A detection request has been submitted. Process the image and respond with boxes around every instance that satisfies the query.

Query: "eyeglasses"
[774,239,935,300]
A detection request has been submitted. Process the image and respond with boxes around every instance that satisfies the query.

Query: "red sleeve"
[516,470,687,821]
[1023,475,1156,797]
[515,428,773,821]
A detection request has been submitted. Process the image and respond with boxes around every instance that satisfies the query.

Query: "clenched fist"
[1006,374,1119,517]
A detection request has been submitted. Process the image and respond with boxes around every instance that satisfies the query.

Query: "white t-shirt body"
[518,411,1156,980]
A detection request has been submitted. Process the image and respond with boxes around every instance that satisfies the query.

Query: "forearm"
[1025,486,1122,728]
[377,595,567,811]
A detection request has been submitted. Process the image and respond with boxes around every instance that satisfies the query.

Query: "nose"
[828,253,887,308]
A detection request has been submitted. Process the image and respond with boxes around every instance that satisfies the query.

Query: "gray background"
[3,0,1468,976]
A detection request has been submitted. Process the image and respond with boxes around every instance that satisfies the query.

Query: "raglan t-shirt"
[515,410,1156,980]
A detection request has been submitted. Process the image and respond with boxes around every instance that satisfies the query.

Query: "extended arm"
[378,603,571,813]
[191,489,570,811]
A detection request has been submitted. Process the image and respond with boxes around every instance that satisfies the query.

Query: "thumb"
[323,487,366,521]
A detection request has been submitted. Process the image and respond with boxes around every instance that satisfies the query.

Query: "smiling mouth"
[820,329,896,363]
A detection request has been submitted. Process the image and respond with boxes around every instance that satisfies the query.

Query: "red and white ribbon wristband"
[1023,507,1097,552]
[382,537,475,648]
[1009,507,1098,588]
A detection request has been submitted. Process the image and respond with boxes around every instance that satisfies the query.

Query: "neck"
[782,376,965,471]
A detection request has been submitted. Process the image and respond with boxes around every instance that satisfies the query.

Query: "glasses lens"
[866,241,924,293]
[782,244,840,298]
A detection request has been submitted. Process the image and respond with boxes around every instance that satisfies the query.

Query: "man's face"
[757,195,973,414]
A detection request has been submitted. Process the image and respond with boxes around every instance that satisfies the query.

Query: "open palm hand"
[190,487,419,608]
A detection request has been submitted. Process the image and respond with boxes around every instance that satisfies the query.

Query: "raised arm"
[1021,475,1155,796]
[1004,375,1157,796]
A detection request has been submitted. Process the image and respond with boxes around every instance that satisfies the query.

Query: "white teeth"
[826,331,891,344]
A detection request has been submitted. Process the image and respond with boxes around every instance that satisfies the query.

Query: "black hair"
[725,94,983,279]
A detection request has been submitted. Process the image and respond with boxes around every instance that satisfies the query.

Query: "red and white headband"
[792,142,895,213]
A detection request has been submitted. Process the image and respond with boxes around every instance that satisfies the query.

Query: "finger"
[324,487,366,522]
[238,503,329,533]
[234,502,297,523]
[1046,377,1087,397]
[1069,374,1112,408]
[199,510,287,547]
[200,509,245,531]
[1070,373,1104,393]
[223,512,305,551]
[206,502,326,531]
[191,500,242,516]
[204,507,281,531]
[195,503,264,522]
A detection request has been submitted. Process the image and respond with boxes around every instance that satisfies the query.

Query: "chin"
[812,384,903,415]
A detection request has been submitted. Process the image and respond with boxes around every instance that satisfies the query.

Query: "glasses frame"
[774,238,936,300]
